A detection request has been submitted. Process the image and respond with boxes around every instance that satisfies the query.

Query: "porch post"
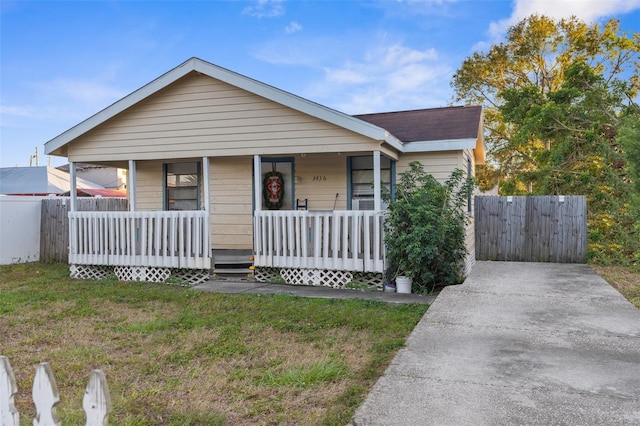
[128,160,137,212]
[253,155,262,211]
[69,161,77,212]
[202,157,210,212]
[202,157,211,263]
[373,150,381,211]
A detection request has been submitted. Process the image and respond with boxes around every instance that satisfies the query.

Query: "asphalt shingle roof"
[354,105,482,143]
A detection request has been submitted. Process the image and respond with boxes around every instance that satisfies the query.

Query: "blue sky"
[2,0,639,168]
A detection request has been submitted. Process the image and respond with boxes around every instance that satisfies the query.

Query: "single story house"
[44,57,484,287]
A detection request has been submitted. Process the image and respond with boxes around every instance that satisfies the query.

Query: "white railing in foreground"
[253,210,386,273]
[69,211,210,269]
[0,355,111,426]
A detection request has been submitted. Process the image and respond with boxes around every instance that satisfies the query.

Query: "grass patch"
[260,359,349,388]
[591,264,640,308]
[0,262,428,425]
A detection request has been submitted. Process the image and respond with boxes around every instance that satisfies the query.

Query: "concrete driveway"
[352,262,640,425]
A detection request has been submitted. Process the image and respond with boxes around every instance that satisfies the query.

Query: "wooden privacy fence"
[475,195,587,263]
[0,356,111,425]
[40,198,128,263]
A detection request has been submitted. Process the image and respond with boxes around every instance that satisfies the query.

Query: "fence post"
[33,362,61,426]
[0,356,20,426]
[1,357,112,426]
[83,370,112,426]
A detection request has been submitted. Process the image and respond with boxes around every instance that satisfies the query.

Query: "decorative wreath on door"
[263,164,285,210]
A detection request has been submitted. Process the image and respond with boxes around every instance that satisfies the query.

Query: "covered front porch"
[66,152,390,287]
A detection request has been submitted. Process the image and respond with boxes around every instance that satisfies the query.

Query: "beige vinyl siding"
[397,151,462,183]
[135,161,164,211]
[210,157,253,249]
[67,72,381,163]
[292,153,348,211]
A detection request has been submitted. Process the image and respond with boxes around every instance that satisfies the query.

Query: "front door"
[259,157,294,210]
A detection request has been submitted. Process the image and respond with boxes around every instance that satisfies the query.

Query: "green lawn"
[0,263,428,425]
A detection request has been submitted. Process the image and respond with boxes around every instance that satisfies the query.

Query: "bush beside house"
[383,161,475,293]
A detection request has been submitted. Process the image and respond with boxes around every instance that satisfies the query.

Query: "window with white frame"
[350,156,392,210]
[164,162,201,210]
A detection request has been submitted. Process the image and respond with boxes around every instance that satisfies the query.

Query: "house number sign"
[312,176,327,182]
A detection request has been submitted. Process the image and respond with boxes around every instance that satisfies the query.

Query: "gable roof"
[45,57,402,156]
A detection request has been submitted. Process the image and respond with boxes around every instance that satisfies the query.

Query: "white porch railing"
[69,211,210,269]
[253,210,386,273]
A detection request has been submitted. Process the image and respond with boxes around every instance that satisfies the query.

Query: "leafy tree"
[452,15,640,192]
[617,114,640,264]
[619,114,640,196]
[498,62,639,262]
[452,15,640,264]
[383,162,475,293]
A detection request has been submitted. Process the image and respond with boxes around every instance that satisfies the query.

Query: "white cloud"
[385,0,459,16]
[310,43,452,113]
[1,78,126,131]
[285,21,302,34]
[242,0,285,18]
[35,79,126,106]
[0,104,41,120]
[326,65,371,85]
[380,44,438,66]
[252,36,340,66]
[489,0,640,40]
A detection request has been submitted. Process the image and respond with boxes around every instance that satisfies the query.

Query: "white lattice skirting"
[70,265,210,286]
[254,267,384,290]
[70,264,113,281]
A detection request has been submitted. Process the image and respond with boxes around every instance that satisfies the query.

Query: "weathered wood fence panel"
[40,198,128,263]
[0,355,111,425]
[475,196,587,263]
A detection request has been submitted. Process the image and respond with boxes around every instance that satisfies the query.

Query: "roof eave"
[383,132,403,151]
[402,138,478,153]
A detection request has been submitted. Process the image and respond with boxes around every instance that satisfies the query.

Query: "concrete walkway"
[193,278,435,305]
[352,262,640,426]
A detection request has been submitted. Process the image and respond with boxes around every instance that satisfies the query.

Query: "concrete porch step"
[214,268,254,275]
[212,249,253,275]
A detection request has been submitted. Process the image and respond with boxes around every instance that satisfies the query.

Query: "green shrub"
[383,162,475,292]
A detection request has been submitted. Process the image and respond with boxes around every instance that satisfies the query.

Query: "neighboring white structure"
[0,196,45,264]
[57,163,127,189]
[0,167,104,195]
